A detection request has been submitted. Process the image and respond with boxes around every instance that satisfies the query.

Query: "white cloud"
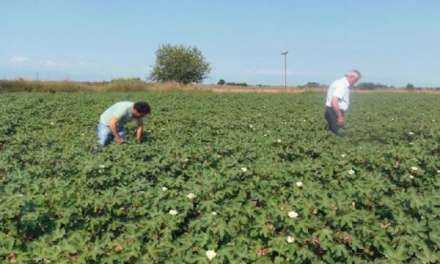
[40,59,65,68]
[9,56,29,64]
[40,58,97,69]
[41,59,60,67]
[8,56,89,69]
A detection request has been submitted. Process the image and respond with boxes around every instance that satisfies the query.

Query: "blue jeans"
[97,123,126,146]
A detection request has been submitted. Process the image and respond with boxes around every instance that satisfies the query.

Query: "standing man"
[325,70,361,135]
[97,101,151,146]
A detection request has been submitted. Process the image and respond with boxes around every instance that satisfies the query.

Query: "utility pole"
[281,51,288,89]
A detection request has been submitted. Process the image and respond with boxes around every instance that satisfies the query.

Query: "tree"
[217,79,226,85]
[226,82,248,87]
[150,44,211,84]
[305,82,321,88]
[356,82,388,90]
[406,83,415,90]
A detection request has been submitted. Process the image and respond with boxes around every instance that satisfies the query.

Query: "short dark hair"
[134,101,151,114]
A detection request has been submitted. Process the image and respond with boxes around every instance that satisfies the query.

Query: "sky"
[1,0,439,86]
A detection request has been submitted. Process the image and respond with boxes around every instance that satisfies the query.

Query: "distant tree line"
[217,79,248,87]
[298,82,324,89]
[355,82,391,90]
[355,82,424,90]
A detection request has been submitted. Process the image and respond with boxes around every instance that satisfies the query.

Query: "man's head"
[345,70,361,86]
[132,101,151,118]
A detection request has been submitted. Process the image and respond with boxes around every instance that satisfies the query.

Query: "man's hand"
[115,137,124,145]
[337,115,345,127]
[332,97,345,127]
[135,124,143,144]
[109,117,124,144]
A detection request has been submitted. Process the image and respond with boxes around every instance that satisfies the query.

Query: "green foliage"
[303,82,321,88]
[0,92,439,263]
[0,80,155,93]
[150,44,211,84]
[226,82,248,87]
[356,82,389,90]
[217,79,226,86]
[406,83,416,90]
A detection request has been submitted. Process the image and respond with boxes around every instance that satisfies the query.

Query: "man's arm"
[331,96,344,127]
[109,117,124,144]
[135,120,144,143]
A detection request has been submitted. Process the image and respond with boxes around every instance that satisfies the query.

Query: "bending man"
[325,70,361,135]
[97,101,151,146]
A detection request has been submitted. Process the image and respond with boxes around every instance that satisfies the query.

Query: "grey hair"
[346,70,361,79]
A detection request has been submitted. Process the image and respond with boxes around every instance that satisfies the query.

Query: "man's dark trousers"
[325,107,341,135]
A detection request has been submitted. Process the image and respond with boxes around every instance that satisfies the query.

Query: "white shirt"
[325,77,350,111]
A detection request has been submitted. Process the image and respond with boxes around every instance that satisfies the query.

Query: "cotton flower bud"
[206,250,217,260]
[169,209,178,215]
[286,236,295,243]
[288,211,298,219]
[186,193,196,200]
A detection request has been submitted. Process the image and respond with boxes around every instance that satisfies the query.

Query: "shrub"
[150,44,211,84]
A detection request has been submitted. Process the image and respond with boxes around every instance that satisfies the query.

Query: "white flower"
[277,139,282,143]
[409,175,414,179]
[161,187,168,192]
[341,154,346,158]
[408,132,415,136]
[348,169,355,175]
[296,181,303,187]
[288,211,299,219]
[211,211,218,216]
[241,167,248,172]
[437,170,440,174]
[169,209,178,215]
[186,193,196,200]
[99,164,105,169]
[410,166,418,172]
[286,236,295,243]
[50,122,55,126]
[206,250,217,260]
[249,124,254,128]
[17,193,24,197]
